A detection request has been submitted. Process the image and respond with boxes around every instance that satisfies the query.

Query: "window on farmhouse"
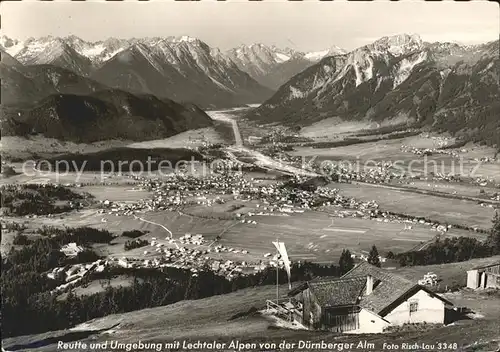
[409,302,418,313]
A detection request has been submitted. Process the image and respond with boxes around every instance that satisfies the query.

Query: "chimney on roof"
[366,275,374,295]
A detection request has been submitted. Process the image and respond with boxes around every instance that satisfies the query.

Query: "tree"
[368,245,381,267]
[338,249,354,275]
[487,211,500,254]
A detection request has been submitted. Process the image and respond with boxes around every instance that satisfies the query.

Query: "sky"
[0,0,498,52]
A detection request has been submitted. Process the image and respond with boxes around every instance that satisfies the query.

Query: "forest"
[1,225,345,337]
[2,213,499,337]
[1,184,90,216]
[396,213,500,266]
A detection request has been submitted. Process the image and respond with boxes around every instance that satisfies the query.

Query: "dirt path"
[132,215,173,238]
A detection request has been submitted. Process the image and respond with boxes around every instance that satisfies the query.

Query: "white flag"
[272,241,292,290]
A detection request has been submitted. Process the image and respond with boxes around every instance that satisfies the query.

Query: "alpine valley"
[2,34,498,147]
[0,34,345,145]
[248,34,500,147]
[3,28,500,352]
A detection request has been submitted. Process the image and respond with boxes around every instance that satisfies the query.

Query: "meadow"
[332,183,496,230]
[289,135,500,183]
[4,256,500,352]
[10,198,484,266]
[389,179,499,200]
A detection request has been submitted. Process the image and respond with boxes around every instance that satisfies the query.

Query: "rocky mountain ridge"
[0,35,273,108]
[1,35,346,93]
[248,34,499,146]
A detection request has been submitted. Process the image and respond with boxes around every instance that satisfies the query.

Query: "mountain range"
[1,33,498,146]
[0,35,275,109]
[226,44,346,89]
[90,39,272,108]
[0,35,344,97]
[0,34,347,146]
[248,34,500,146]
[0,49,213,143]
[1,88,213,143]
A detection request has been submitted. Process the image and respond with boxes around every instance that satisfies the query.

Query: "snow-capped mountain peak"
[368,33,423,56]
[275,52,291,63]
[304,49,330,61]
[168,35,199,44]
[226,42,346,89]
[0,35,24,56]
[304,46,347,61]
[11,36,93,75]
[227,44,283,69]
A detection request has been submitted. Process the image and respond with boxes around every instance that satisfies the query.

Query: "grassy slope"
[396,255,500,290]
[333,183,496,230]
[4,256,500,352]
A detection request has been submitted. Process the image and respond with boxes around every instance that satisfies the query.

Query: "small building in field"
[60,242,84,257]
[247,136,262,145]
[287,262,453,334]
[466,261,500,290]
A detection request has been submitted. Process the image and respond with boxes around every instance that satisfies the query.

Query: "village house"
[466,261,500,290]
[247,136,262,145]
[60,242,84,257]
[287,262,453,334]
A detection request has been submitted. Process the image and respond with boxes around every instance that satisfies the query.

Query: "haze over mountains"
[249,34,500,146]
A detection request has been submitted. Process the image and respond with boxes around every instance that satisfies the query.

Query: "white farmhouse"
[287,262,453,334]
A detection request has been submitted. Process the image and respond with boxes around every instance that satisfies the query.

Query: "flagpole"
[273,238,292,306]
[276,237,279,305]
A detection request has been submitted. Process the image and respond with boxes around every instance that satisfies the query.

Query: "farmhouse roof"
[341,262,452,315]
[288,276,367,308]
[471,260,500,271]
[288,264,454,315]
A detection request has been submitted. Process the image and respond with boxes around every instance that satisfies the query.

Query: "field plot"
[333,183,496,230]
[69,276,138,298]
[290,144,480,179]
[9,199,485,265]
[398,157,500,183]
[0,166,142,186]
[79,185,151,202]
[290,137,500,182]
[460,144,498,161]
[183,202,250,220]
[299,116,379,138]
[126,127,223,149]
[290,136,423,161]
[474,162,500,183]
[215,210,482,263]
[390,179,499,199]
[237,117,275,142]
[5,210,106,229]
[0,136,129,160]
